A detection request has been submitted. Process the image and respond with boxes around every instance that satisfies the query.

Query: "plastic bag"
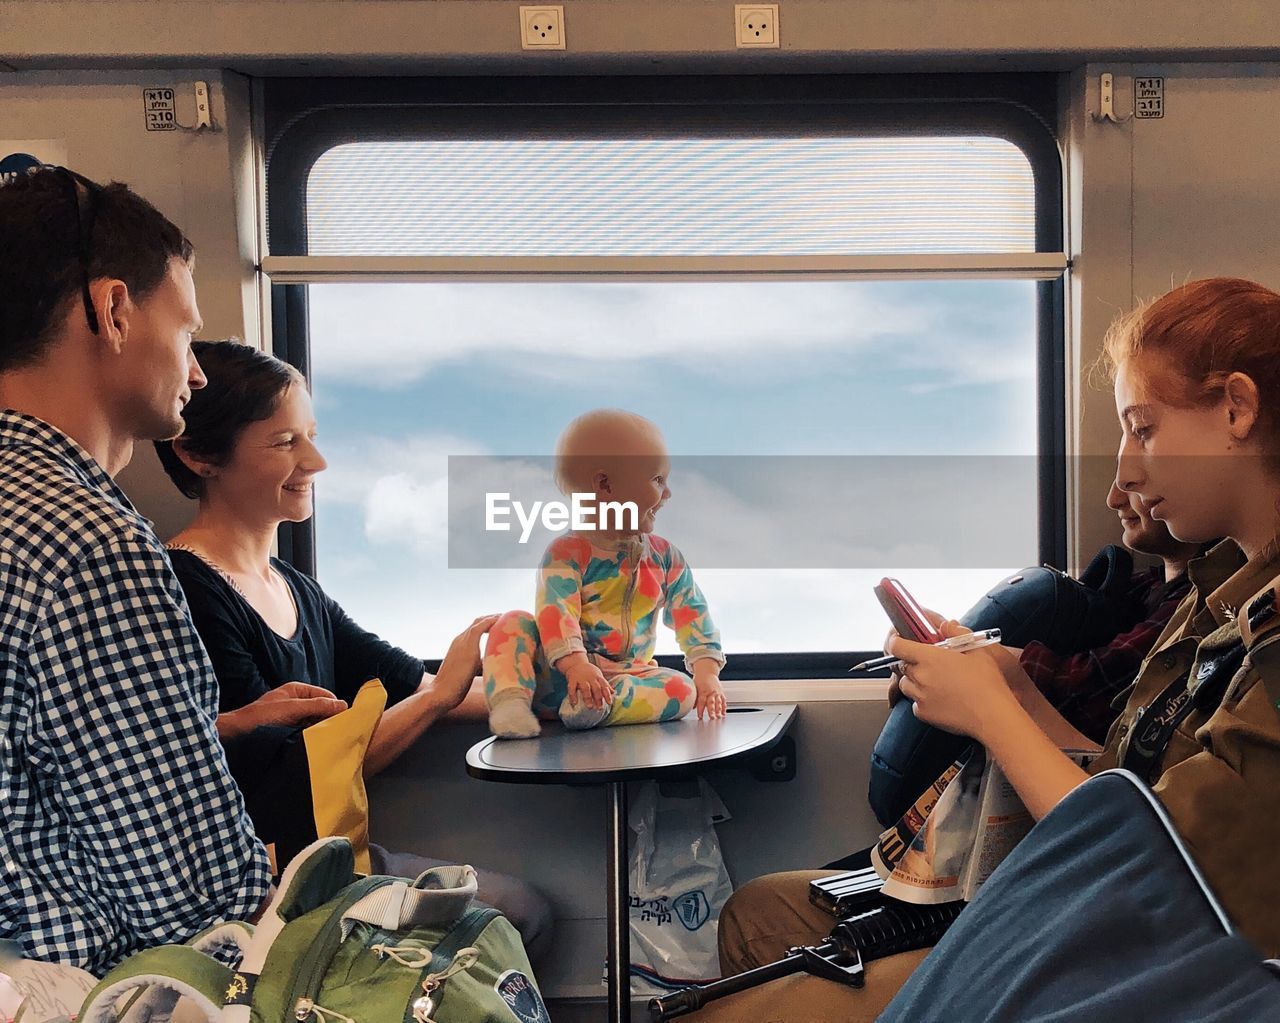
[628,779,733,996]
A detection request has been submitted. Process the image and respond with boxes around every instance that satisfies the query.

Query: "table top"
[465,704,797,785]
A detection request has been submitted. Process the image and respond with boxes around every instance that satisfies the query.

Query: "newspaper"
[870,746,1098,905]
[0,943,96,1023]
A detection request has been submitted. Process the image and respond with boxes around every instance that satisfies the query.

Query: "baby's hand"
[693,664,727,720]
[564,659,615,710]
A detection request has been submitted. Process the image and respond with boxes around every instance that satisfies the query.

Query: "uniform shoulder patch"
[1242,582,1280,647]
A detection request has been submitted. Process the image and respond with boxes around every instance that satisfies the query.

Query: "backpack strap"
[1078,544,1135,595]
[403,908,502,1023]
[1121,632,1247,782]
[342,865,479,939]
[79,946,233,1023]
[428,908,501,971]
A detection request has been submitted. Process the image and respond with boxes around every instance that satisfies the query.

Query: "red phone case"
[875,578,942,644]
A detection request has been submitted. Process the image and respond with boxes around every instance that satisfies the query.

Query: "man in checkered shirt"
[0,169,272,973]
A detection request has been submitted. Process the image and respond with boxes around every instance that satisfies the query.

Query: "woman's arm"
[893,613,1102,751]
[359,677,463,778]
[445,678,490,722]
[889,631,1091,821]
[969,693,1093,820]
[361,615,499,778]
[984,641,1102,752]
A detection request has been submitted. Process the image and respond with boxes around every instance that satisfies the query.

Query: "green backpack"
[79,838,548,1023]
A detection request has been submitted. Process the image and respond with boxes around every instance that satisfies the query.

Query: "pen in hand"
[849,628,1003,673]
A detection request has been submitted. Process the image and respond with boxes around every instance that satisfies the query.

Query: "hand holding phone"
[874,577,943,644]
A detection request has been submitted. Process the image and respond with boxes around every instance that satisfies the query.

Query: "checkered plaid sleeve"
[22,533,271,972]
[1020,577,1193,744]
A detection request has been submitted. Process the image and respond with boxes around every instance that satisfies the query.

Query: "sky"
[306,279,1042,657]
[299,135,1046,659]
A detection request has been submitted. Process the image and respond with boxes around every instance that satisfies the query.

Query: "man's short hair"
[0,167,194,373]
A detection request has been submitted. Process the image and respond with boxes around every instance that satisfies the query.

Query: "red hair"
[1102,278,1280,454]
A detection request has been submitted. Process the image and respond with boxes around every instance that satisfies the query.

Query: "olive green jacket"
[1092,538,1280,955]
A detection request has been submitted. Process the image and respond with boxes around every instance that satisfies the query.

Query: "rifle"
[648,899,964,1021]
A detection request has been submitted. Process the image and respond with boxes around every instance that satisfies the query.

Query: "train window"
[264,77,1064,672]
[304,137,1034,256]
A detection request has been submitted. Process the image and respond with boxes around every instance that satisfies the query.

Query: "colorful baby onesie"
[484,532,724,728]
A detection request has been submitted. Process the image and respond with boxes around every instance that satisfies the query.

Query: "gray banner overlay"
[448,455,1044,569]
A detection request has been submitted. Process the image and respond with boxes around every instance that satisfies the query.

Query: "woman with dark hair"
[154,339,552,961]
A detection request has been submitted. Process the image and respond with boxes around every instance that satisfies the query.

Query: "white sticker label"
[1135,77,1164,119]
[143,88,178,131]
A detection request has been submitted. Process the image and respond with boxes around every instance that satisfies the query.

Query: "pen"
[849,628,1003,673]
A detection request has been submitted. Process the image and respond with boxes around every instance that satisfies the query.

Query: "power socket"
[520,5,566,50]
[735,4,780,48]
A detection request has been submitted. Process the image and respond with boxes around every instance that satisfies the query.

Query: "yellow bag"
[227,679,386,875]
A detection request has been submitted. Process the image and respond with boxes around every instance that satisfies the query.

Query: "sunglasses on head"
[48,165,104,335]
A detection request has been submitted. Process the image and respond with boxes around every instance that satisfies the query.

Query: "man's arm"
[26,536,271,969]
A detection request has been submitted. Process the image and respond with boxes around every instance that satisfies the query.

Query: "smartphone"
[874,577,943,644]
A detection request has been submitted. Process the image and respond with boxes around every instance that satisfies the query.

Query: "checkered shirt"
[1019,567,1195,744]
[0,411,271,974]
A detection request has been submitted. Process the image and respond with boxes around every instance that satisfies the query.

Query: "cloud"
[445,450,1039,569]
[364,471,451,554]
[311,442,1032,654]
[307,282,929,387]
[315,431,489,561]
[314,554,1018,659]
[307,279,1037,403]
[317,431,484,504]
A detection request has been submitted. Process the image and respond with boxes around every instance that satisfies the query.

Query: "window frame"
[263,72,1065,679]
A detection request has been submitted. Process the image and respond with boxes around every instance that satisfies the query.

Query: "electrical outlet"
[735,4,779,48]
[520,6,566,50]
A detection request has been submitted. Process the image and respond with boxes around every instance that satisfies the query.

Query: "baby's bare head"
[554,409,667,496]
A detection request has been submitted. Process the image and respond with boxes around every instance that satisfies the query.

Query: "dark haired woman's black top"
[167,547,427,850]
[168,549,424,711]
[168,548,426,850]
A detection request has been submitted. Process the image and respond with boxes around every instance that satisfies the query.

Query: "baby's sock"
[488,688,541,739]
[559,693,611,731]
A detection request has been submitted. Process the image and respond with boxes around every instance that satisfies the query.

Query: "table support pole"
[606,780,630,1023]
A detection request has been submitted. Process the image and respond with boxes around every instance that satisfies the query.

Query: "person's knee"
[669,671,697,717]
[717,876,769,973]
[474,867,555,965]
[717,872,830,974]
[724,872,789,920]
[642,670,695,720]
[486,610,537,653]
[483,612,541,696]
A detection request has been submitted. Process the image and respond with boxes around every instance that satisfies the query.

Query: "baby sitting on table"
[483,409,727,739]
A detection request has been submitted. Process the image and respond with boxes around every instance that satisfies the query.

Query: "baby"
[484,409,727,739]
